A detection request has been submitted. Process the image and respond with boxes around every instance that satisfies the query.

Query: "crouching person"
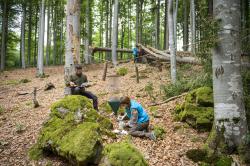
[120,96,156,141]
[65,64,99,111]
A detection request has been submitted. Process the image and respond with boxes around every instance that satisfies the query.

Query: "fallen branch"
[91,47,133,53]
[149,92,188,106]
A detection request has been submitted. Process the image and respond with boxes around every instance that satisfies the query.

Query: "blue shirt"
[132,48,139,57]
[126,100,149,123]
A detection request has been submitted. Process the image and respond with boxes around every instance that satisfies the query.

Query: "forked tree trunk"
[212,0,248,148]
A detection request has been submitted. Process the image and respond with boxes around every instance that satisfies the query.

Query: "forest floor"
[0,61,209,166]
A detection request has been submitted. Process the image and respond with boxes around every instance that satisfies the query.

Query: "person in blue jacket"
[132,45,139,63]
[119,96,156,141]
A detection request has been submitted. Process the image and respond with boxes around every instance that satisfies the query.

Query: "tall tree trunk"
[46,2,51,66]
[156,0,160,49]
[60,17,63,65]
[112,0,119,66]
[212,0,248,148]
[53,5,57,65]
[37,0,45,76]
[128,0,131,48]
[164,0,169,50]
[168,0,176,83]
[21,3,26,69]
[0,0,8,70]
[183,0,188,51]
[65,0,81,77]
[33,4,39,66]
[136,0,139,45]
[190,0,195,55]
[27,1,32,66]
[173,0,178,51]
[120,23,125,59]
[105,0,109,60]
[108,0,113,60]
[84,0,90,64]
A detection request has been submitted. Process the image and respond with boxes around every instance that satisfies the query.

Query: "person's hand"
[70,82,76,87]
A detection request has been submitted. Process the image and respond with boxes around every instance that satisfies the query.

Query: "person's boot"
[145,132,156,141]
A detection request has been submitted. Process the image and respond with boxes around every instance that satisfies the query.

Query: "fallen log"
[145,45,201,64]
[91,47,132,54]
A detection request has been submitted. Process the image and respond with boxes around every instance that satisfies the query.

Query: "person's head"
[135,44,139,48]
[75,64,83,76]
[120,96,131,109]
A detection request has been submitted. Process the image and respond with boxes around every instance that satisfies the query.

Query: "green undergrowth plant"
[144,82,156,101]
[116,67,128,76]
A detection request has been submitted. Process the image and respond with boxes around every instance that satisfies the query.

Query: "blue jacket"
[132,48,139,56]
[126,100,149,123]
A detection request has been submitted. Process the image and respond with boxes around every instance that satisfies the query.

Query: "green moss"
[215,156,232,166]
[28,144,43,160]
[30,96,114,164]
[0,105,3,114]
[102,141,148,166]
[195,87,213,107]
[153,125,166,140]
[5,80,20,85]
[179,104,213,131]
[100,102,113,113]
[19,78,31,83]
[174,87,214,131]
[117,67,128,76]
[238,134,250,163]
[186,149,207,162]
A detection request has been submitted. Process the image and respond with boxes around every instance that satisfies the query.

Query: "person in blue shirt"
[119,96,156,141]
[132,45,139,63]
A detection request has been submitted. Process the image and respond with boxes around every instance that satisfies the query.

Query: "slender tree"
[46,1,51,66]
[212,0,248,148]
[112,0,119,66]
[190,0,195,55]
[84,0,90,64]
[27,1,32,66]
[21,2,26,69]
[183,0,189,51]
[168,0,176,83]
[37,0,45,76]
[164,0,169,50]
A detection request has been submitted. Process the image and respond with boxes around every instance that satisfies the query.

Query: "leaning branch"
[149,92,188,106]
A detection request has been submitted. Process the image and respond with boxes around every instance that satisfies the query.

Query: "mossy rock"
[186,149,207,162]
[101,141,148,166]
[179,104,214,131]
[19,78,31,83]
[215,156,233,166]
[153,125,166,140]
[174,87,214,131]
[29,96,113,165]
[185,87,213,107]
[116,67,128,76]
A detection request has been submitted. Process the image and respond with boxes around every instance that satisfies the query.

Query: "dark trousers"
[71,87,98,111]
[129,121,150,137]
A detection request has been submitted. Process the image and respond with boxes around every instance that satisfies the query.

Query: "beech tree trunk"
[164,0,169,50]
[37,0,45,76]
[84,0,90,64]
[21,3,26,69]
[112,0,119,66]
[183,0,189,51]
[212,0,248,148]
[0,0,9,70]
[173,0,178,50]
[190,0,195,55]
[168,0,176,83]
[65,0,81,77]
[27,2,32,66]
[46,3,51,66]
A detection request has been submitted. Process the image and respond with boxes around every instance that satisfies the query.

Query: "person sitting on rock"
[65,64,98,111]
[119,96,156,141]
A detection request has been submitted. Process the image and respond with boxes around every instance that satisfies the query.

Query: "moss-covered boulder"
[100,141,148,166]
[29,95,113,165]
[174,87,214,131]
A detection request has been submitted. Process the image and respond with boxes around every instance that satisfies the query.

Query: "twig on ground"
[149,92,188,106]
